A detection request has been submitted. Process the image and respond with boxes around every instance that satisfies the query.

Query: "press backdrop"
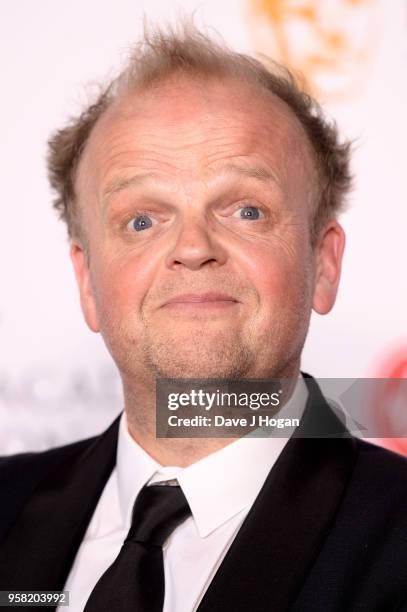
[0,0,406,454]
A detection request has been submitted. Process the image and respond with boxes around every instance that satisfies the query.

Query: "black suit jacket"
[1,375,407,611]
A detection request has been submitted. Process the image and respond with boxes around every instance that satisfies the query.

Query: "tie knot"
[126,484,191,547]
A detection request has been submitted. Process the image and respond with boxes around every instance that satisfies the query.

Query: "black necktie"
[84,483,191,612]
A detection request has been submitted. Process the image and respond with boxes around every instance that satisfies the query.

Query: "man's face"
[72,76,343,384]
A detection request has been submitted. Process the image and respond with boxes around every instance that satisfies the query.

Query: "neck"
[122,363,301,467]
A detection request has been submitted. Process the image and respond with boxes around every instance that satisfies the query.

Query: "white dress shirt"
[60,376,308,612]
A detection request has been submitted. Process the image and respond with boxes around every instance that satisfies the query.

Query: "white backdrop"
[0,0,406,453]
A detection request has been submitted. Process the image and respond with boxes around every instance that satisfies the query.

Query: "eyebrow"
[212,162,280,186]
[102,174,156,202]
[101,162,280,209]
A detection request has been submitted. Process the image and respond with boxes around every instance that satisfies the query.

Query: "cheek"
[91,250,156,319]
[237,239,312,311]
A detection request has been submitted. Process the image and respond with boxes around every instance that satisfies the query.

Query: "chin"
[152,360,250,381]
[145,346,254,381]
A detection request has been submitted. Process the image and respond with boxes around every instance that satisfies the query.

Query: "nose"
[165,214,227,271]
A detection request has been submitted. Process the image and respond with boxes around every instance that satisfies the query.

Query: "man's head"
[47,25,351,385]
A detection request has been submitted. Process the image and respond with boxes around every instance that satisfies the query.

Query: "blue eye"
[236,206,261,220]
[129,215,153,231]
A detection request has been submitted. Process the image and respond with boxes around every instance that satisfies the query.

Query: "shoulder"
[0,435,96,482]
[0,434,99,496]
[345,437,407,516]
[354,438,407,483]
[0,415,121,545]
[0,435,98,540]
[0,414,122,487]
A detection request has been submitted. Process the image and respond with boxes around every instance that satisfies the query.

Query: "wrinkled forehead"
[78,75,316,195]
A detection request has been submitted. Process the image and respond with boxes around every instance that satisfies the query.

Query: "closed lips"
[162,293,238,305]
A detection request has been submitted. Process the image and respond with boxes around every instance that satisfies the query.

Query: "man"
[1,25,407,612]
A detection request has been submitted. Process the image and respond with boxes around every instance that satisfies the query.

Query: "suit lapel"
[0,416,120,594]
[197,376,358,612]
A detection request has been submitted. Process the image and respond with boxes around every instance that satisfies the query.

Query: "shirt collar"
[116,375,308,537]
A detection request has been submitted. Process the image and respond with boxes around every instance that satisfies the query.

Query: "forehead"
[78,75,315,192]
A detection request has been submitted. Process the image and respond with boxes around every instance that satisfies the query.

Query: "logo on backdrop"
[246,0,381,102]
[372,345,407,457]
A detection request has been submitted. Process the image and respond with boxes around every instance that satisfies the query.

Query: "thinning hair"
[47,23,352,248]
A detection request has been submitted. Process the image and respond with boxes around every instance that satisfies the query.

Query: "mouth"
[161,292,239,311]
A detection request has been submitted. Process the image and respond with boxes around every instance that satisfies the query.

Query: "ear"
[312,220,346,315]
[70,241,100,332]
